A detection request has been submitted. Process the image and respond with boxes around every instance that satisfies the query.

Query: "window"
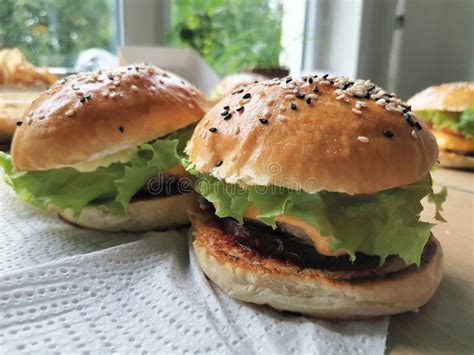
[167,0,284,76]
[0,0,120,69]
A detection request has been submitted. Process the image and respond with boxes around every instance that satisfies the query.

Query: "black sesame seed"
[254,80,259,83]
[223,105,230,110]
[16,121,23,126]
[215,160,223,167]
[308,78,313,84]
[313,86,320,93]
[85,93,92,100]
[220,111,229,116]
[79,97,86,104]
[224,113,232,121]
[259,118,269,124]
[403,113,416,126]
[342,82,353,90]
[383,130,394,138]
[306,97,312,105]
[322,74,329,79]
[296,93,305,100]
[243,93,251,99]
[236,89,244,94]
[236,106,244,112]
[290,103,297,110]
[119,126,124,133]
[285,78,292,83]
[303,77,308,82]
[209,127,218,133]
[415,122,422,130]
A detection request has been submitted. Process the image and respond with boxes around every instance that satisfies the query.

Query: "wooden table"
[387,168,474,354]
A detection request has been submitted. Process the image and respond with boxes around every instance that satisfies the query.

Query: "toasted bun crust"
[190,209,443,319]
[408,82,474,112]
[60,193,195,232]
[437,150,474,170]
[216,73,269,97]
[11,64,210,172]
[187,76,438,194]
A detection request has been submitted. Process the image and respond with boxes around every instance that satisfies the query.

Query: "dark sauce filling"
[132,174,191,200]
[222,218,381,271]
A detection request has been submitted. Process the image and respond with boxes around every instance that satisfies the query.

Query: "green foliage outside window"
[169,0,284,76]
[0,0,118,67]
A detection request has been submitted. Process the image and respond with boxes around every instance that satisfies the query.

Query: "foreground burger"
[186,75,447,319]
[0,64,209,231]
[212,73,269,98]
[408,82,474,169]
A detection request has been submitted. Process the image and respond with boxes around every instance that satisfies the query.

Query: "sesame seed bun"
[187,76,439,195]
[408,82,474,112]
[11,64,210,172]
[190,208,443,319]
[215,73,269,97]
[60,193,195,232]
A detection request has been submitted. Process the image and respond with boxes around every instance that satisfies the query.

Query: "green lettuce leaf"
[417,109,474,138]
[0,131,193,217]
[459,108,474,138]
[189,166,447,266]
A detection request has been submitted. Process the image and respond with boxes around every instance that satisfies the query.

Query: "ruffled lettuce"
[417,109,474,138]
[0,124,196,218]
[188,164,446,266]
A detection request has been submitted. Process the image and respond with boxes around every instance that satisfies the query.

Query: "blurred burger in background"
[0,64,209,232]
[408,82,474,169]
[0,48,58,148]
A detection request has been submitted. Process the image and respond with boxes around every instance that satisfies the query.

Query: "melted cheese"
[68,149,136,172]
[433,130,474,152]
[163,164,189,178]
[213,201,346,257]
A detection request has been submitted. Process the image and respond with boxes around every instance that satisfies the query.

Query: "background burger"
[408,82,474,169]
[185,75,447,319]
[0,64,209,232]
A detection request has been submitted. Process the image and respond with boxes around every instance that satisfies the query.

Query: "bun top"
[12,64,209,171]
[408,82,474,112]
[216,73,269,97]
[187,75,439,195]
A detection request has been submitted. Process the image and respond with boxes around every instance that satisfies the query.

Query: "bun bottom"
[190,208,443,319]
[60,193,196,232]
[438,150,474,170]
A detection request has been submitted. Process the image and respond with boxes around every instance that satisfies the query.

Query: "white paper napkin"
[0,180,389,354]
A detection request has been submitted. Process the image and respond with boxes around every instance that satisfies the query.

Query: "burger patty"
[221,217,436,279]
[444,148,474,157]
[132,173,192,200]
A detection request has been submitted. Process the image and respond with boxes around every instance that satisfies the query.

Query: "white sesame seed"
[344,98,350,103]
[131,85,138,92]
[65,109,74,117]
[376,99,386,106]
[385,104,394,111]
[110,92,117,98]
[320,80,331,85]
[336,94,346,100]
[357,136,369,143]
[307,94,318,100]
[234,126,240,135]
[266,99,275,106]
[356,101,367,107]
[102,90,109,97]
[263,109,271,118]
[231,154,237,162]
[284,95,293,100]
[277,114,288,122]
[278,104,287,111]
[411,130,418,139]
[292,88,299,93]
[352,108,362,115]
[188,103,194,109]
[335,89,344,95]
[355,103,362,109]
